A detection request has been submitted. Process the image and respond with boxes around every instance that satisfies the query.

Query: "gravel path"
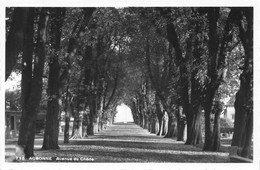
[6,123,230,162]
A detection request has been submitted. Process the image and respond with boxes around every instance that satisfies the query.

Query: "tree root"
[70,129,83,139]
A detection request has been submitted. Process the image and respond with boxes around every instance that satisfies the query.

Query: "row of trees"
[117,7,252,158]
[6,7,253,159]
[6,7,128,158]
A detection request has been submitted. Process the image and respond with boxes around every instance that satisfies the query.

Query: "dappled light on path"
[32,123,229,162]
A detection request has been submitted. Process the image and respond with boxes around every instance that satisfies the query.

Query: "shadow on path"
[6,123,230,162]
[33,123,229,162]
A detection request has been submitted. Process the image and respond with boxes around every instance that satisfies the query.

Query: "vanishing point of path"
[6,123,230,162]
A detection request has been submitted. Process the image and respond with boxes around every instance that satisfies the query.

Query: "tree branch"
[103,64,120,111]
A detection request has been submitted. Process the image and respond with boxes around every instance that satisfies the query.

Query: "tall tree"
[67,8,96,137]
[44,7,96,144]
[231,7,253,159]
[6,8,30,80]
[158,8,192,141]
[185,18,204,145]
[18,8,34,147]
[18,8,49,158]
[42,8,66,150]
[63,86,73,143]
[203,7,236,151]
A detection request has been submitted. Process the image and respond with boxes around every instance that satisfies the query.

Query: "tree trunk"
[98,95,104,131]
[71,87,84,139]
[143,115,147,129]
[18,9,49,158]
[23,107,37,158]
[149,109,157,134]
[150,118,156,134]
[185,13,204,146]
[163,114,169,136]
[64,88,71,144]
[231,8,253,158]
[130,104,137,124]
[42,96,60,149]
[164,112,177,138]
[145,116,150,130]
[164,18,191,141]
[155,94,163,136]
[203,7,220,151]
[180,36,193,143]
[70,116,83,139]
[94,93,100,133]
[148,118,151,132]
[185,105,202,145]
[18,8,34,146]
[6,8,30,80]
[156,115,162,135]
[64,115,70,143]
[202,7,240,151]
[232,85,253,158]
[203,96,214,151]
[155,118,160,134]
[42,8,66,150]
[159,112,168,136]
[87,113,93,135]
[93,116,99,134]
[88,97,99,135]
[159,118,164,136]
[98,117,102,132]
[176,107,186,141]
[210,101,221,151]
[82,125,88,138]
[139,109,144,127]
[71,116,76,137]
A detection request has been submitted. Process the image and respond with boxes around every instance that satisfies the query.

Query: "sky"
[5,72,21,91]
[114,103,133,123]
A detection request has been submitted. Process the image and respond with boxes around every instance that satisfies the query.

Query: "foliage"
[5,7,251,157]
[5,89,21,111]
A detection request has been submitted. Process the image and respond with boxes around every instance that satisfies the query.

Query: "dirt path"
[6,123,230,162]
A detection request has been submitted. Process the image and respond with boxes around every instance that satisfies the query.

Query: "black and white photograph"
[1,1,259,170]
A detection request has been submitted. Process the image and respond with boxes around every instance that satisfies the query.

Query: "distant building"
[219,97,235,134]
[222,104,235,122]
[5,110,47,138]
[5,111,21,137]
[221,95,236,122]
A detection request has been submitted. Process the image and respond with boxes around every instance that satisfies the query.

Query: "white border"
[2,0,259,7]
[1,0,260,170]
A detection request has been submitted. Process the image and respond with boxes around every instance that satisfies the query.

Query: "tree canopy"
[5,7,253,159]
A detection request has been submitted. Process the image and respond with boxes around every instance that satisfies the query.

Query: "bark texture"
[231,8,253,158]
[18,8,49,158]
[203,7,237,151]
[18,8,34,146]
[42,8,66,150]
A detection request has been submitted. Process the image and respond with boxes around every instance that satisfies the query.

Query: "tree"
[145,35,178,137]
[42,7,96,144]
[70,83,85,139]
[6,8,30,81]
[157,8,193,141]
[231,7,253,159]
[63,86,73,143]
[5,89,21,111]
[203,7,237,151]
[78,8,131,135]
[9,7,249,158]
[18,8,49,158]
[42,8,66,150]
